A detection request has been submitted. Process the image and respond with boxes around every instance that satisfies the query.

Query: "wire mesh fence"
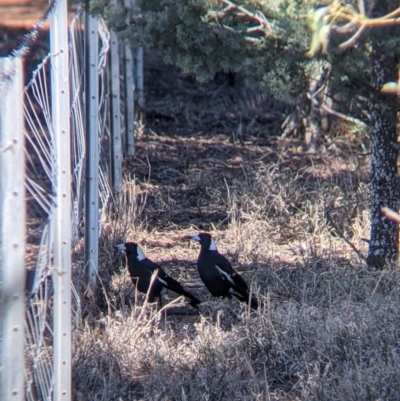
[1,1,140,399]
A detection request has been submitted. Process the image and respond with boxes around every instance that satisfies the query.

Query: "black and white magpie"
[186,233,258,310]
[114,242,201,308]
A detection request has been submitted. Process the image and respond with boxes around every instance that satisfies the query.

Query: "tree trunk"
[367,40,398,269]
[304,61,331,152]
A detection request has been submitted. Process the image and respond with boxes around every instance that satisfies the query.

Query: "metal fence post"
[84,12,99,286]
[124,0,135,156]
[0,57,25,401]
[50,0,72,398]
[136,46,144,108]
[110,22,123,193]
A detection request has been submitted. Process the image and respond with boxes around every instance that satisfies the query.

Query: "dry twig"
[325,204,366,262]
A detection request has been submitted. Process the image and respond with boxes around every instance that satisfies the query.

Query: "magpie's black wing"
[213,252,249,293]
[139,258,160,273]
[214,252,258,309]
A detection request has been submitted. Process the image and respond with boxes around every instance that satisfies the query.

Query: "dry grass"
[71,56,400,400]
[72,126,400,400]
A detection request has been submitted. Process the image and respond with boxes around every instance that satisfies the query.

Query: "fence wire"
[22,7,112,400]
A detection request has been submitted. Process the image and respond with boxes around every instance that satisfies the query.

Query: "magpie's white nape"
[135,245,146,261]
[185,234,218,251]
[115,242,146,261]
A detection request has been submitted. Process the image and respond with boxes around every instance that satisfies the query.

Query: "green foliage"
[91,0,400,109]
[92,0,316,103]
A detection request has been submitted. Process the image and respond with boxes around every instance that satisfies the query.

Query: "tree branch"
[307,3,400,55]
[338,25,366,49]
[321,104,368,128]
[206,0,274,42]
[218,0,271,29]
[381,207,400,224]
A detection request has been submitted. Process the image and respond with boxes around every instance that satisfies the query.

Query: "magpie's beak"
[114,244,126,251]
[184,234,200,242]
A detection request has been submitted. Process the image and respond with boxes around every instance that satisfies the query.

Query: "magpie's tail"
[186,293,202,308]
[232,291,258,311]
